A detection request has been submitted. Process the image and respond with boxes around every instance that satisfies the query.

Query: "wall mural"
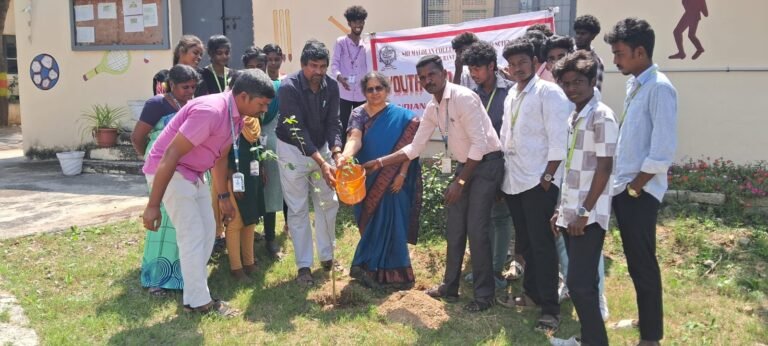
[669,0,708,60]
[30,53,60,91]
[82,50,131,81]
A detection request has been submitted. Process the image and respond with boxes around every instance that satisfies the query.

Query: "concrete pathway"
[0,126,148,240]
[0,126,148,344]
[0,289,39,346]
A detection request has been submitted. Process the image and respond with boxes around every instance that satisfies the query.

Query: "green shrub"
[418,155,452,240]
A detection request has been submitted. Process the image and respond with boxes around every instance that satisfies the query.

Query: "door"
[181,0,254,69]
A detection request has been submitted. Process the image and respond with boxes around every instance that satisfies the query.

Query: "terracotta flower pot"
[94,128,119,148]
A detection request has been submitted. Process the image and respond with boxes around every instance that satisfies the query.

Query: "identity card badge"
[259,134,268,145]
[441,158,452,174]
[249,160,260,177]
[232,172,246,192]
[348,75,356,84]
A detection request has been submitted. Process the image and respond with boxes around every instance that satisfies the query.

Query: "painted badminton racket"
[82,50,131,81]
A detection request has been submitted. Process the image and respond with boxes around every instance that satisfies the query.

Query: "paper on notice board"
[76,26,95,43]
[123,0,143,16]
[97,3,117,19]
[74,4,94,22]
[142,4,158,27]
[124,15,144,33]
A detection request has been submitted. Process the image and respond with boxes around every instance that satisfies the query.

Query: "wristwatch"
[577,206,591,217]
[542,173,553,182]
[217,192,231,200]
[627,184,641,198]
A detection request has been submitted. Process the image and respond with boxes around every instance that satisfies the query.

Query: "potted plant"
[80,104,127,148]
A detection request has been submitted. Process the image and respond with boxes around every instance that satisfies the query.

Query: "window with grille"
[463,10,488,21]
[462,0,487,6]
[428,10,450,25]
[3,35,17,75]
[428,0,448,7]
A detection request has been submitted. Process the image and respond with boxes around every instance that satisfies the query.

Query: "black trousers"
[562,223,608,346]
[442,157,504,301]
[612,189,663,341]
[339,99,364,147]
[505,184,560,316]
[262,202,289,242]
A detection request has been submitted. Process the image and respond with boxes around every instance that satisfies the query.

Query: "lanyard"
[565,115,584,171]
[619,83,642,125]
[167,92,182,110]
[620,68,657,125]
[484,87,498,113]
[346,38,364,67]
[211,65,229,93]
[227,98,240,171]
[437,98,450,153]
[508,92,527,131]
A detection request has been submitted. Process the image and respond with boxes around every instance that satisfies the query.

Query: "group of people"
[133,5,676,346]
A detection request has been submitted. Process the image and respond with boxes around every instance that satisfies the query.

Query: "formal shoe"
[425,285,459,303]
[243,263,258,275]
[230,269,251,282]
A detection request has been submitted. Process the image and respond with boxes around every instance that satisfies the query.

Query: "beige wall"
[252,1,422,74]
[578,0,768,163]
[14,0,182,152]
[4,1,15,35]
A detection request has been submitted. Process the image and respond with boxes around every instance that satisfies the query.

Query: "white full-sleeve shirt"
[500,75,571,195]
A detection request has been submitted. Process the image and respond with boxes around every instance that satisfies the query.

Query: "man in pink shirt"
[142,69,274,316]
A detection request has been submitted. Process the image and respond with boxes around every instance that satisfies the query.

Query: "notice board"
[69,0,170,51]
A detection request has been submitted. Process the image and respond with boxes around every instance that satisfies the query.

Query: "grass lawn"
[0,206,766,345]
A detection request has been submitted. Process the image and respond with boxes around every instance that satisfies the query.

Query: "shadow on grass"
[106,315,204,345]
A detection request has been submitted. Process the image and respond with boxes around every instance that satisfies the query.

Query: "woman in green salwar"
[131,64,200,296]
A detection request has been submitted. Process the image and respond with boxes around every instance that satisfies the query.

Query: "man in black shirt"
[276,40,343,286]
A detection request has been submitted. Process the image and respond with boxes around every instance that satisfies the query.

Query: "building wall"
[251,0,422,75]
[4,1,15,35]
[578,0,767,163]
[14,0,182,152]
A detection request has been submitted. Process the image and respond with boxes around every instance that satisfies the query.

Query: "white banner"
[368,10,555,116]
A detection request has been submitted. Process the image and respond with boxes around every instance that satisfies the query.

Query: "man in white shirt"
[497,38,571,333]
[362,55,503,313]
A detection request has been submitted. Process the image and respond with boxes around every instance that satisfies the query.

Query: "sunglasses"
[365,85,385,94]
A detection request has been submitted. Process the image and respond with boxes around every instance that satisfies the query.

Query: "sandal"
[185,299,241,318]
[148,287,167,297]
[295,267,314,287]
[425,285,459,303]
[464,299,494,312]
[535,314,560,333]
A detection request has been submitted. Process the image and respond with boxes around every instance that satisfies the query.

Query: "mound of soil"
[378,290,449,330]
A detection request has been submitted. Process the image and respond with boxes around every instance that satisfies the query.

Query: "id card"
[249,160,260,176]
[259,135,268,145]
[232,172,245,192]
[441,158,452,174]
[347,75,356,84]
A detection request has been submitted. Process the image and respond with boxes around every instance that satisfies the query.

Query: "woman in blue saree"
[131,64,200,296]
[337,72,422,289]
